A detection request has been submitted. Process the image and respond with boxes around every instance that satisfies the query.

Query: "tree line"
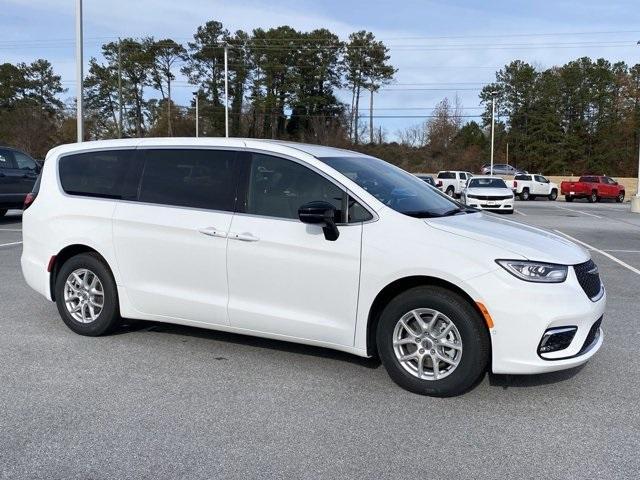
[1,20,639,177]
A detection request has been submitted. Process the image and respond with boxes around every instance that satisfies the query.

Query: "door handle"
[231,232,259,242]
[198,227,227,238]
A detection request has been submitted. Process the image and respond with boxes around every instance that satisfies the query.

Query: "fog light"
[538,327,577,354]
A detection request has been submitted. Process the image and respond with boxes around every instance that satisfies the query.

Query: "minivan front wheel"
[376,286,490,397]
[55,253,120,336]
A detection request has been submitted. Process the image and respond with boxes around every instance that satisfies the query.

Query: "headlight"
[496,260,568,283]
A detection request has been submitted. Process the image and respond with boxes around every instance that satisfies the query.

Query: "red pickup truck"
[560,175,625,203]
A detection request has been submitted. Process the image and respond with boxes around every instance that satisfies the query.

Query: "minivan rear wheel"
[54,253,120,336]
[376,286,490,397]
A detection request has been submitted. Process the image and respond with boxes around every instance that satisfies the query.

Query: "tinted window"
[14,151,37,170]
[459,172,467,180]
[0,149,16,169]
[319,156,461,218]
[468,178,508,188]
[514,174,530,181]
[60,150,138,199]
[534,175,547,182]
[245,154,344,221]
[579,176,598,183]
[139,149,237,211]
[437,172,455,179]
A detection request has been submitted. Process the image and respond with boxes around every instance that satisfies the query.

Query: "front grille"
[469,195,512,200]
[577,317,602,355]
[574,260,602,300]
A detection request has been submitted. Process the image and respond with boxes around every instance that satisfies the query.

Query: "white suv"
[436,170,472,197]
[21,139,605,396]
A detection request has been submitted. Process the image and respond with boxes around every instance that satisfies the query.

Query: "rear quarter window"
[437,172,455,179]
[59,150,140,199]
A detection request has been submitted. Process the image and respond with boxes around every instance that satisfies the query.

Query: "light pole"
[224,44,229,138]
[489,91,497,175]
[75,0,83,142]
[194,91,199,138]
[633,41,640,213]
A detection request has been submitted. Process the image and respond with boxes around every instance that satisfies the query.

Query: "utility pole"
[118,38,123,138]
[490,92,497,176]
[224,44,229,138]
[194,92,199,138]
[506,142,509,166]
[75,0,83,142]
[369,86,374,145]
[633,40,640,213]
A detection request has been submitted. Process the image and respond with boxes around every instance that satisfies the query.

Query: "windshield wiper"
[440,207,466,217]
[403,210,441,218]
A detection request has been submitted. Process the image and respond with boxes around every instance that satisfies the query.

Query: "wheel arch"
[49,244,113,301]
[365,275,490,357]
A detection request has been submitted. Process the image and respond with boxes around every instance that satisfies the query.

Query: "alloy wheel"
[63,268,105,323]
[392,308,463,381]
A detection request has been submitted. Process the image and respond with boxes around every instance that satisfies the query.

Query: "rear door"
[113,148,239,325]
[13,150,39,194]
[0,149,21,201]
[226,152,364,347]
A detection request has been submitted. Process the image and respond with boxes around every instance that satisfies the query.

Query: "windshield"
[319,156,468,218]
[468,178,508,189]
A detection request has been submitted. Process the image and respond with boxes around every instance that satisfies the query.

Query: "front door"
[226,153,363,347]
[113,148,239,326]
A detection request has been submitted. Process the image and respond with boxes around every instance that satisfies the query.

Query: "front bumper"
[467,265,605,374]
[464,196,514,212]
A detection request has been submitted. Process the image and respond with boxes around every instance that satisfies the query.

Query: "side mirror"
[298,201,340,241]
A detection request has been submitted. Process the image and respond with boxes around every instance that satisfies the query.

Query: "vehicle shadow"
[488,364,585,389]
[116,319,382,369]
[0,212,22,225]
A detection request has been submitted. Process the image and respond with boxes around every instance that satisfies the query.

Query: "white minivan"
[21,139,605,396]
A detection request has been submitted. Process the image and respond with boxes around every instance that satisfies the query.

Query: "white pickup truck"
[436,171,473,197]
[511,174,558,201]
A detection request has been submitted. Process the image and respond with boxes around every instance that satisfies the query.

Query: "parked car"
[461,176,515,214]
[560,175,625,203]
[22,139,605,397]
[415,174,436,187]
[512,174,558,201]
[481,163,526,176]
[435,170,473,197]
[0,146,41,217]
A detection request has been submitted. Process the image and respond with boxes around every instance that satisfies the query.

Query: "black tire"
[445,186,455,197]
[616,192,625,203]
[376,286,490,397]
[548,189,558,201]
[588,191,597,203]
[0,209,7,218]
[505,209,515,214]
[519,188,529,201]
[54,252,120,336]
[565,195,574,202]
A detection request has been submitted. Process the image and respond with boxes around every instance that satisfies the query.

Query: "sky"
[3,0,640,138]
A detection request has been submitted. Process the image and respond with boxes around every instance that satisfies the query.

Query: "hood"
[426,212,589,265]
[465,187,513,197]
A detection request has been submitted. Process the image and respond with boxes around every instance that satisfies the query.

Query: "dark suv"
[0,146,40,217]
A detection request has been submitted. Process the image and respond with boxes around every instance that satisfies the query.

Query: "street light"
[75,0,83,142]
[193,91,199,138]
[633,41,640,213]
[489,90,498,175]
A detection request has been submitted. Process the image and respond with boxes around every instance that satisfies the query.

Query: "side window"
[534,175,546,183]
[14,152,37,170]
[348,196,373,223]
[139,149,237,211]
[245,153,344,221]
[0,149,16,169]
[59,150,138,199]
[459,172,467,180]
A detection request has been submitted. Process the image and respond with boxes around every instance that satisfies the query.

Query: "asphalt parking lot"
[1,202,639,479]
